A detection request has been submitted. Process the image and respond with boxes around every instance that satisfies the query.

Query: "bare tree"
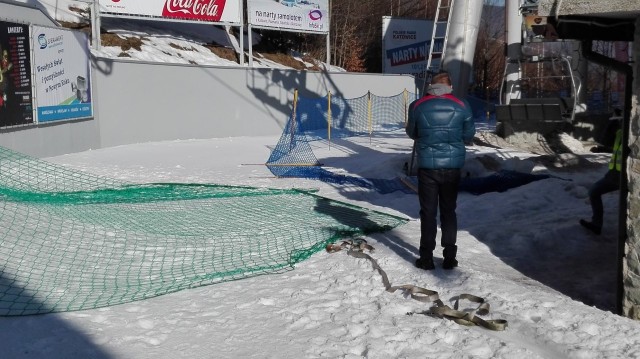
[472,0,505,99]
[304,0,509,90]
[324,0,437,72]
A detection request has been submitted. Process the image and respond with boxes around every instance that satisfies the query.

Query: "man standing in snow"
[580,118,624,235]
[405,72,475,270]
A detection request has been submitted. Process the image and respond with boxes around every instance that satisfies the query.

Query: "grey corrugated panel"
[0,0,59,26]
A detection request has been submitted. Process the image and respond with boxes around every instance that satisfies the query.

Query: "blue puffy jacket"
[406,93,475,169]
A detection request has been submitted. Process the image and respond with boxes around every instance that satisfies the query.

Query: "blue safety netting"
[266,91,417,193]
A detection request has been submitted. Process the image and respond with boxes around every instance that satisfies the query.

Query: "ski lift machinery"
[495,55,580,138]
[496,0,580,137]
[499,55,579,121]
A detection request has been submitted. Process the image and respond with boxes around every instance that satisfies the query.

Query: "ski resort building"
[538,0,640,319]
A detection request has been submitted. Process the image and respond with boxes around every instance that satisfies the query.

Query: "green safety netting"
[0,146,407,316]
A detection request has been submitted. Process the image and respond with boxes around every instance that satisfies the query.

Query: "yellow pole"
[289,89,298,152]
[327,91,332,149]
[368,91,372,143]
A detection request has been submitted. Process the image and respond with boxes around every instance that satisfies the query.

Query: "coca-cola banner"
[100,0,242,24]
[247,0,329,33]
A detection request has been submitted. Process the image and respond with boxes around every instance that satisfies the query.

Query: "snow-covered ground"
[1,130,639,358]
[2,1,640,358]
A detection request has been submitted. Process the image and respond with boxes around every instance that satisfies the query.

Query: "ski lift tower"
[421,0,483,98]
[441,0,484,98]
[504,0,526,104]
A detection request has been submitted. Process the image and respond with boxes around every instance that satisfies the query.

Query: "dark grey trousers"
[588,169,620,227]
[418,168,461,259]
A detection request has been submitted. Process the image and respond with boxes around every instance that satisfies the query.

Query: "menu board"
[0,21,34,127]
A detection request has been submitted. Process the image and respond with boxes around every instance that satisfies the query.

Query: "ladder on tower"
[409,0,455,177]
[422,0,455,92]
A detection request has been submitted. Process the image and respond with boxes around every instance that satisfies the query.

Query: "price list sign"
[0,21,34,127]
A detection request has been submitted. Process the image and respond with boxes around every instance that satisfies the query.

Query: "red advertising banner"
[100,0,241,24]
[162,0,227,22]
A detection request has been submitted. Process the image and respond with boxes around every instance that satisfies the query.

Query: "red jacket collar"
[415,93,465,108]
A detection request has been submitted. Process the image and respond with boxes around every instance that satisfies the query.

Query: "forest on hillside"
[253,0,506,98]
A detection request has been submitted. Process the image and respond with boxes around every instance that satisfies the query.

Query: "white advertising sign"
[32,25,93,122]
[100,0,242,24]
[247,0,329,33]
[382,17,438,80]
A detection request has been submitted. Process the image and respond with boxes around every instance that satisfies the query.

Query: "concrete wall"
[0,0,57,26]
[622,17,640,320]
[0,119,100,157]
[92,58,418,150]
[0,56,417,158]
[0,0,417,158]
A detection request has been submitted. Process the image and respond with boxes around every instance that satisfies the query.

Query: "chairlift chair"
[496,55,579,137]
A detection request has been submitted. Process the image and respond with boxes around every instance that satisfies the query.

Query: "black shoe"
[442,258,458,270]
[415,257,435,270]
[580,219,601,235]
